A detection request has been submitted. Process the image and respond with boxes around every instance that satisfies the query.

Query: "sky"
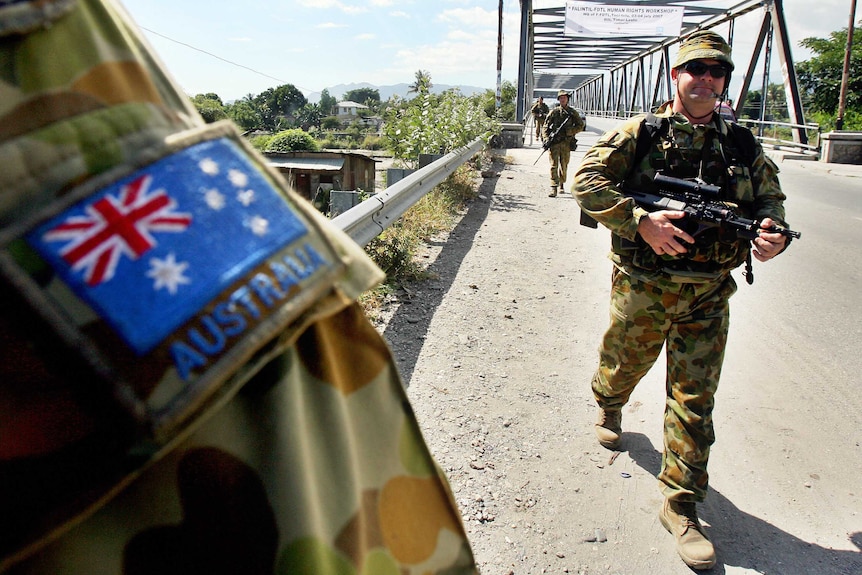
[118,0,857,102]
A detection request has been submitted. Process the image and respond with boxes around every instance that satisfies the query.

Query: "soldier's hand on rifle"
[637,210,696,256]
[751,217,787,262]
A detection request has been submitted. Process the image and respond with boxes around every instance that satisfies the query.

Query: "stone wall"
[820,131,862,164]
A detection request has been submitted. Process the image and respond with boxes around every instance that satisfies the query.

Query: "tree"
[479,80,517,121]
[382,88,499,166]
[319,88,337,115]
[265,129,319,152]
[321,116,341,130]
[200,92,223,106]
[225,99,261,131]
[191,93,227,124]
[797,27,862,116]
[296,103,323,130]
[408,70,433,95]
[742,83,787,122]
[254,84,308,131]
[343,87,380,106]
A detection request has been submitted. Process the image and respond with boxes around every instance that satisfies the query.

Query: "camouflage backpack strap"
[720,118,759,193]
[629,113,667,178]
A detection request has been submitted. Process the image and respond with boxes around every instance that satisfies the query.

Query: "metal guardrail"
[581,111,821,157]
[332,137,485,246]
[736,118,821,155]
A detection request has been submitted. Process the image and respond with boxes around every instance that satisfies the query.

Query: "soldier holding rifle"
[573,30,793,570]
[530,96,549,140]
[543,90,585,197]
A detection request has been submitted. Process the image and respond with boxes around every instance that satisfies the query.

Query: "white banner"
[564,1,684,37]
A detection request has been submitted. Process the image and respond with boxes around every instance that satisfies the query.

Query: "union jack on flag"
[42,174,193,286]
[27,138,309,355]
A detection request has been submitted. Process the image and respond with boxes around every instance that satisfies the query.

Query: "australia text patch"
[26,138,309,354]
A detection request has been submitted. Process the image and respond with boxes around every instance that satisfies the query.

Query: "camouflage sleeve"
[573,118,648,241]
[568,110,586,135]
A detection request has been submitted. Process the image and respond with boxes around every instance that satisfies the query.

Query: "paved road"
[382,123,862,574]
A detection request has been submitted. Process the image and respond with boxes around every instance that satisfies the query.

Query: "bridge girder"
[516,0,808,144]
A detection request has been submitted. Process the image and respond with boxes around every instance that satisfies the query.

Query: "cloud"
[369,3,521,85]
[342,5,368,15]
[390,10,410,18]
[437,6,496,27]
[355,33,376,40]
[297,0,367,14]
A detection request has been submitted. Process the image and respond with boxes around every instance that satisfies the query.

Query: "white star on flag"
[204,188,226,210]
[228,169,249,188]
[147,252,191,294]
[199,158,219,175]
[237,189,256,206]
[249,215,269,236]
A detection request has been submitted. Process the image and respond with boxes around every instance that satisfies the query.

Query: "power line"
[139,26,314,93]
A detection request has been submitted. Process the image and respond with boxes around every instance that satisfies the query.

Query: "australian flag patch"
[27,138,309,355]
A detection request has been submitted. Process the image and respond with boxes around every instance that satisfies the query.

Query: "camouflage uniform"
[542,98,585,194]
[573,102,787,503]
[530,99,549,139]
[0,1,477,573]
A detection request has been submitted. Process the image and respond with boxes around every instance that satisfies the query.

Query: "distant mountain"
[306,82,487,103]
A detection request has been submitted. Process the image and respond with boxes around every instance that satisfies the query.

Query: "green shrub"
[265,129,319,152]
[247,134,272,151]
[321,117,341,130]
[362,135,384,150]
[807,109,862,132]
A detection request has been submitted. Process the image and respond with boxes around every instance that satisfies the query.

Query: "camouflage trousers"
[548,141,570,189]
[591,269,737,502]
[534,116,545,139]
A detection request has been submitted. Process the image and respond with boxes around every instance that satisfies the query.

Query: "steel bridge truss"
[516,0,809,144]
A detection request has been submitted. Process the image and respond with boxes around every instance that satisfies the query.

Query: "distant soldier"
[542,90,585,197]
[530,96,549,140]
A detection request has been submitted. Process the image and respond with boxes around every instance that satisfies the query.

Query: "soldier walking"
[543,90,585,197]
[530,96,549,140]
[574,30,793,570]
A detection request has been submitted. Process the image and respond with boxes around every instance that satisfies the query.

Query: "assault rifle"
[626,173,801,241]
[580,173,800,240]
[579,173,800,284]
[533,115,571,165]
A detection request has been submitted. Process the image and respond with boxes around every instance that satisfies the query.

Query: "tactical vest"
[613,113,759,281]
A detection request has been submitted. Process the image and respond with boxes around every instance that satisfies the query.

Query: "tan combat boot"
[595,408,621,449]
[659,499,717,570]
[548,186,558,197]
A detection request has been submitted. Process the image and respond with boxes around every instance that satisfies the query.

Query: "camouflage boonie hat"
[557,89,570,99]
[672,30,734,71]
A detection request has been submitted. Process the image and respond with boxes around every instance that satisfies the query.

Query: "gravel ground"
[371,134,862,575]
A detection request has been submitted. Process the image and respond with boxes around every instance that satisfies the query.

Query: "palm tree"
[408,70,433,95]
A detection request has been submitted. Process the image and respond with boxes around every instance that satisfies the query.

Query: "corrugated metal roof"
[268,157,345,172]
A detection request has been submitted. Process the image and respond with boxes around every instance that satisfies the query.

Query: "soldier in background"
[0,1,478,573]
[543,90,585,197]
[530,96,549,141]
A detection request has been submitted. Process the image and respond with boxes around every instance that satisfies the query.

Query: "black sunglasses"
[682,61,729,79]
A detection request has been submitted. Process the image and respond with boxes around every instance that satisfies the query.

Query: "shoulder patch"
[26,137,311,355]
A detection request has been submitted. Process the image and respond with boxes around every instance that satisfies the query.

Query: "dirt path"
[373,132,862,575]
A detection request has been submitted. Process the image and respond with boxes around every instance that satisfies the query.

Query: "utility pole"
[496,0,503,111]
[836,0,857,130]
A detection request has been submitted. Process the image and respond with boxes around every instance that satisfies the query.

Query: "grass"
[359,151,493,320]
